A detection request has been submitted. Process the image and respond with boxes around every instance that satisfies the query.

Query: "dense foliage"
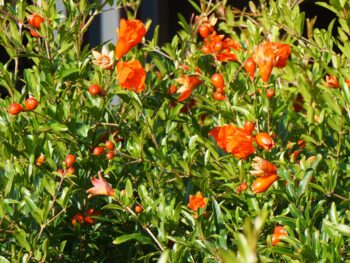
[0,0,350,262]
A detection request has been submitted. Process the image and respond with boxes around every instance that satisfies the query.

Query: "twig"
[330,192,348,201]
[37,173,66,239]
[124,206,164,252]
[265,82,270,133]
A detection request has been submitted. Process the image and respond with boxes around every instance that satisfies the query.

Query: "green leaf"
[113,233,152,245]
[76,123,90,137]
[177,13,191,34]
[23,195,42,224]
[138,185,153,206]
[329,202,339,224]
[323,219,350,237]
[188,0,201,13]
[50,122,69,132]
[4,161,15,197]
[297,154,322,197]
[0,256,10,263]
[157,250,169,263]
[125,179,133,198]
[59,68,80,80]
[14,228,31,252]
[212,200,227,249]
[316,2,338,14]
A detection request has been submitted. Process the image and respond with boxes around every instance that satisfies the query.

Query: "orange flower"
[209,125,255,159]
[251,174,278,193]
[176,75,202,102]
[271,42,291,68]
[35,153,45,166]
[188,192,208,211]
[92,46,114,70]
[251,157,277,177]
[325,75,340,88]
[115,18,146,60]
[217,37,241,62]
[86,172,114,198]
[201,32,240,62]
[271,226,288,246]
[253,41,291,82]
[117,60,146,93]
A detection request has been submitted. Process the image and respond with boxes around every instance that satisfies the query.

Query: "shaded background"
[0,0,336,97]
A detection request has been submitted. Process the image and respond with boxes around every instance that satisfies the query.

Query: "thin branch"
[124,206,164,252]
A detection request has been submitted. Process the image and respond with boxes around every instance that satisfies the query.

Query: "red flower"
[251,157,277,177]
[71,209,102,225]
[188,192,208,211]
[71,213,84,225]
[176,75,202,102]
[209,124,255,159]
[115,19,146,60]
[271,226,288,246]
[84,208,102,224]
[86,172,114,198]
[117,60,146,93]
[236,182,248,194]
[253,41,291,82]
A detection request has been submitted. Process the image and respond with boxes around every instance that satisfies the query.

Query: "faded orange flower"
[176,75,202,102]
[86,172,114,198]
[251,157,277,177]
[92,46,114,70]
[208,124,255,159]
[188,192,208,211]
[115,18,146,60]
[117,60,146,93]
[325,75,340,88]
[253,41,291,82]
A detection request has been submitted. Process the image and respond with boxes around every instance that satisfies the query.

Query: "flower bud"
[255,132,275,151]
[252,174,278,193]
